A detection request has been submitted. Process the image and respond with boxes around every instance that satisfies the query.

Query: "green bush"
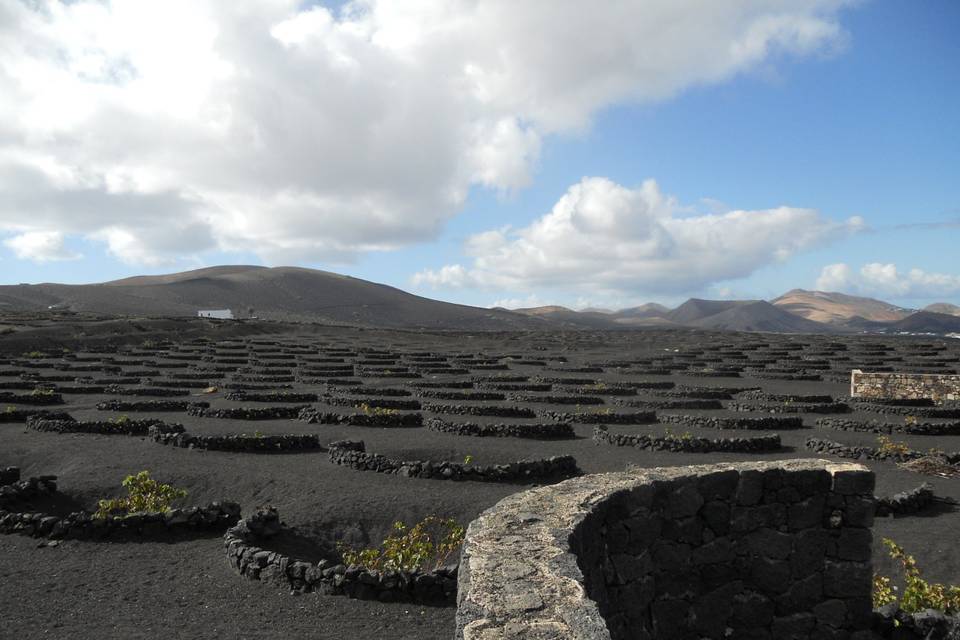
[94,471,188,519]
[359,403,400,416]
[337,516,465,572]
[873,538,960,614]
[663,427,693,441]
[877,435,910,456]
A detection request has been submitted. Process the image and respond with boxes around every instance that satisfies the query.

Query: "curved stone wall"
[456,459,875,640]
[593,425,782,453]
[328,440,579,484]
[223,507,457,604]
[426,417,575,440]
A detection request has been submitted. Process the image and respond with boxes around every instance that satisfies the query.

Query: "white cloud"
[0,0,853,265]
[415,177,863,295]
[411,264,475,289]
[490,294,549,310]
[3,231,80,262]
[816,263,960,299]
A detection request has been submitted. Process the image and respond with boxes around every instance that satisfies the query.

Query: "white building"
[197,309,234,319]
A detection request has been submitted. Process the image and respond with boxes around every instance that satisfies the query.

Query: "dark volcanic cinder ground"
[1,321,959,639]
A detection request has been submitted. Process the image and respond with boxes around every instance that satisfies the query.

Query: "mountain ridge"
[1,266,958,335]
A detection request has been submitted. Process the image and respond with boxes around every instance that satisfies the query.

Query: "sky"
[0,0,957,310]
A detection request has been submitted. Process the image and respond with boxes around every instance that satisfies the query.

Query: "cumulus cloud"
[3,231,80,262]
[816,263,960,299]
[0,0,853,265]
[414,177,863,295]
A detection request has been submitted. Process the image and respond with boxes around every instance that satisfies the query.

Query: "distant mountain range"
[1,266,958,335]
[510,288,960,335]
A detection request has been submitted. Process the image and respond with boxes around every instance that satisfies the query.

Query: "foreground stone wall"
[456,459,874,640]
[850,369,960,402]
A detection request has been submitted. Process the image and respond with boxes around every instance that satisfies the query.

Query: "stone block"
[822,561,871,598]
[832,470,875,496]
[667,482,704,519]
[732,591,774,627]
[737,471,765,506]
[699,470,740,501]
[788,495,826,531]
[836,528,871,562]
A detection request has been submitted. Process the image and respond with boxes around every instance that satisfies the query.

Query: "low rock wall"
[298,407,423,428]
[149,426,324,453]
[538,410,657,425]
[425,418,575,439]
[187,405,308,420]
[0,476,240,540]
[816,418,960,436]
[456,459,876,640]
[805,437,960,465]
[223,391,318,403]
[0,391,64,405]
[0,409,72,424]
[593,425,782,453]
[875,484,935,518]
[851,369,960,402]
[223,508,457,604]
[657,413,805,431]
[26,415,183,436]
[422,403,536,418]
[327,440,579,483]
[727,401,851,415]
[96,399,210,412]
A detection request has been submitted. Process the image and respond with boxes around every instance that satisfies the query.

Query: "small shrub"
[94,471,188,519]
[663,427,693,441]
[905,415,918,426]
[877,435,910,456]
[30,387,54,397]
[110,414,130,425]
[359,402,400,416]
[22,351,45,359]
[873,538,960,614]
[337,516,465,573]
[463,454,473,465]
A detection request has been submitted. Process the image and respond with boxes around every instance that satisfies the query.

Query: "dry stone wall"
[851,369,960,402]
[456,459,876,640]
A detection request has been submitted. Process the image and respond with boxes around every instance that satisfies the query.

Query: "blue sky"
[1,1,957,310]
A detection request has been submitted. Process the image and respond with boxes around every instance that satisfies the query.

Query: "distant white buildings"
[198,309,234,319]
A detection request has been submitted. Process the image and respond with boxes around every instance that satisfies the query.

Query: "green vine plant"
[337,516,465,573]
[359,402,400,416]
[877,435,911,457]
[94,471,188,519]
[663,427,693,441]
[873,538,960,615]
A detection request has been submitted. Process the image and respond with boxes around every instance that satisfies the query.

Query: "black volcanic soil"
[1,321,959,639]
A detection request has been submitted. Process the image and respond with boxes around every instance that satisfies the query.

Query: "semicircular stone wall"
[456,458,875,640]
